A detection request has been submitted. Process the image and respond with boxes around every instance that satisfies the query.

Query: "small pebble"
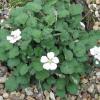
[10,94,20,100]
[26,96,35,100]
[95,94,99,99]
[0,84,4,89]
[0,89,6,95]
[96,84,100,93]
[25,87,33,96]
[88,84,94,93]
[96,0,100,4]
[81,78,88,84]
[93,22,100,30]
[19,93,25,100]
[44,90,49,100]
[50,91,55,100]
[95,10,100,17]
[0,75,7,83]
[96,72,100,78]
[0,96,3,100]
[3,92,9,99]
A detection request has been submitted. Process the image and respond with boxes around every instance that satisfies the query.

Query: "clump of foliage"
[0,0,100,97]
[9,0,32,7]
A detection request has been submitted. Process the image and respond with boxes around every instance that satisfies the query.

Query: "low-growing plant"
[0,0,100,97]
[9,0,32,7]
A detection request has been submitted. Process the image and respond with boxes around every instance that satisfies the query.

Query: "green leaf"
[42,27,53,39]
[43,82,51,90]
[20,40,31,50]
[14,13,28,26]
[0,49,7,61]
[71,30,79,39]
[34,47,43,57]
[73,43,86,57]
[31,60,43,71]
[70,74,80,85]
[0,40,13,51]
[17,75,30,85]
[58,9,69,18]
[7,58,20,69]
[5,76,18,91]
[63,48,73,61]
[60,31,70,42]
[41,38,55,49]
[46,0,58,5]
[20,64,29,75]
[26,17,37,28]
[47,76,56,85]
[60,61,75,74]
[43,5,56,14]
[21,27,32,40]
[35,70,49,81]
[50,47,59,56]
[31,29,42,43]
[8,47,19,58]
[77,56,88,62]
[69,4,83,15]
[25,2,42,12]
[10,7,24,17]
[60,59,81,74]
[56,89,66,97]
[44,14,56,26]
[56,78,66,90]
[67,83,78,94]
[75,64,85,73]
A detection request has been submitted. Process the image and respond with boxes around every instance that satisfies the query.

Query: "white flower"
[90,46,100,61]
[7,29,21,44]
[40,52,59,70]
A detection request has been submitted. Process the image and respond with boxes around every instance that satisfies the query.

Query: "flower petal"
[11,29,21,36]
[50,63,57,70]
[40,56,49,63]
[43,63,50,70]
[95,55,100,61]
[15,35,22,41]
[52,57,59,64]
[90,46,98,55]
[7,36,12,41]
[47,52,55,59]
[9,38,17,44]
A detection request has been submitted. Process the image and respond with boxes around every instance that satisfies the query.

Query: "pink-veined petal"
[50,63,57,70]
[52,57,59,64]
[43,63,50,70]
[47,52,55,59]
[40,56,49,63]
